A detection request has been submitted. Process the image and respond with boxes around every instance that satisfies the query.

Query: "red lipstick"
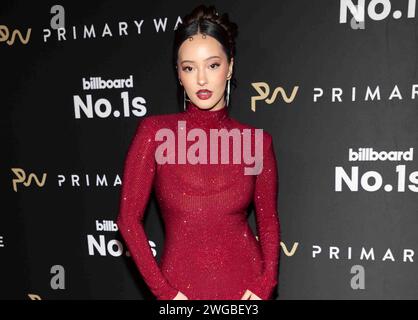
[196,89,213,100]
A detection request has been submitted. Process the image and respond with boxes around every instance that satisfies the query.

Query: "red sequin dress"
[117,101,280,300]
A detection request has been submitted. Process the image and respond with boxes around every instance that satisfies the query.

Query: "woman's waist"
[161,228,262,264]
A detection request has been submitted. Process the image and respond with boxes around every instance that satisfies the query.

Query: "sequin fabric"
[117,100,281,300]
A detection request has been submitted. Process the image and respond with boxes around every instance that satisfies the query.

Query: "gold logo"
[0,25,31,45]
[11,168,47,192]
[251,82,299,112]
[281,241,299,256]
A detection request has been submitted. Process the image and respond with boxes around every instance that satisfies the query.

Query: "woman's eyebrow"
[181,55,221,63]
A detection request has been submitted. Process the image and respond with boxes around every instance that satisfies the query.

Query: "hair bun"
[182,5,238,57]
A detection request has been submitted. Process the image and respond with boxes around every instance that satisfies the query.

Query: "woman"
[117,5,280,300]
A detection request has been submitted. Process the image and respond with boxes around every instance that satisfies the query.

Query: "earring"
[226,79,231,107]
[183,89,191,111]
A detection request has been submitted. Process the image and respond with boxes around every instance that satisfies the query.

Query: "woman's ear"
[227,58,234,79]
[176,65,182,85]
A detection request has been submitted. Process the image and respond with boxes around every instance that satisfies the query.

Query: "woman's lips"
[196,90,213,100]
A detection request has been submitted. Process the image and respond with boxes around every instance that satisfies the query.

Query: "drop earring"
[226,79,231,107]
[183,89,191,111]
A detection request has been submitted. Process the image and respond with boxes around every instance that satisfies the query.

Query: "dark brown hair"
[173,5,238,105]
[173,5,238,64]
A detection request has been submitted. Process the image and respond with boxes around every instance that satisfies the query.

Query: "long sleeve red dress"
[117,100,280,300]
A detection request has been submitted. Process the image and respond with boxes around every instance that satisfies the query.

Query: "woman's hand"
[240,289,262,300]
[172,291,189,300]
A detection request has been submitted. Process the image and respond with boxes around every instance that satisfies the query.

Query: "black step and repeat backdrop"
[2,0,418,300]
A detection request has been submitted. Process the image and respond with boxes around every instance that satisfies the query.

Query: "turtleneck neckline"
[184,100,229,126]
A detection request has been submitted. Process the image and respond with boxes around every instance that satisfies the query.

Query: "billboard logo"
[96,220,118,232]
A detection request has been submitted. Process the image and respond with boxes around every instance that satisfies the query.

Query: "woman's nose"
[197,70,207,86]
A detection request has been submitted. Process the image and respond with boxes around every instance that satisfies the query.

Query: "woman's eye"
[182,64,219,72]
